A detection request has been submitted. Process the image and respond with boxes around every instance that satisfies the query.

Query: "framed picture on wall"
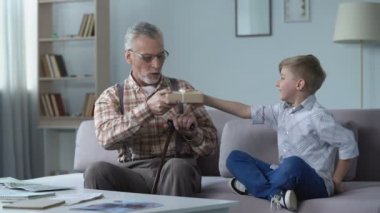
[284,0,310,22]
[235,0,272,37]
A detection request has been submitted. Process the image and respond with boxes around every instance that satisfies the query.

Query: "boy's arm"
[333,158,353,194]
[203,95,251,119]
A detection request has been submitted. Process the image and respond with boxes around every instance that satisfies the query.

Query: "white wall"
[109,0,380,109]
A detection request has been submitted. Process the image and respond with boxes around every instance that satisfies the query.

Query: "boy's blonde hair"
[279,54,326,94]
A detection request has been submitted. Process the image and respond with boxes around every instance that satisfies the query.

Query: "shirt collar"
[283,95,316,113]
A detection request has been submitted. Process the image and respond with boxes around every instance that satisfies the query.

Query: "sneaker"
[270,190,297,211]
[228,178,249,195]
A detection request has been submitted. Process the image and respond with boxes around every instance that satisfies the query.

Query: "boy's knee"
[227,150,244,162]
[283,156,304,165]
[280,156,307,173]
[226,150,245,169]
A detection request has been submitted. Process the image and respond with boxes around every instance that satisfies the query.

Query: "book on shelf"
[50,55,61,78]
[55,55,68,77]
[78,14,89,37]
[40,93,66,117]
[40,94,53,117]
[84,13,92,37]
[40,54,68,78]
[82,93,96,117]
[40,54,53,78]
[40,94,52,117]
[78,13,95,37]
[40,55,51,78]
[50,93,60,116]
[40,95,50,116]
[54,93,66,116]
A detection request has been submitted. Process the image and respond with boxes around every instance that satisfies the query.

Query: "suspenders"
[117,78,185,194]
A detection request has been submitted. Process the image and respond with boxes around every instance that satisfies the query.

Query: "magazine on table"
[2,198,65,209]
[50,192,103,206]
[0,188,56,200]
[0,177,71,192]
[71,200,163,212]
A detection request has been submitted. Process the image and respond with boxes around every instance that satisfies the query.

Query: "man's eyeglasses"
[129,49,169,63]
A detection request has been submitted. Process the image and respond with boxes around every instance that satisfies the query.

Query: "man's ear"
[125,50,132,64]
[296,79,306,91]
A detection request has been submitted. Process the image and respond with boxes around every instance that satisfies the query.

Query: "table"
[1,188,238,213]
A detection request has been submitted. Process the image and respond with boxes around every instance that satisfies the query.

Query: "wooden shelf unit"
[37,0,110,175]
[37,0,109,129]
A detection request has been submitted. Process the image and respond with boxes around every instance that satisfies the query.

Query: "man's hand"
[173,113,198,140]
[147,89,172,115]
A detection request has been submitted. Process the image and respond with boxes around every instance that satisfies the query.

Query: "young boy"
[202,54,359,211]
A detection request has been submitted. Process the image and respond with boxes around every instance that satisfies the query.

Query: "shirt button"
[286,131,289,135]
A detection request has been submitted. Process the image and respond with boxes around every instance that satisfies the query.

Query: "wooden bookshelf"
[37,0,109,175]
[37,0,109,129]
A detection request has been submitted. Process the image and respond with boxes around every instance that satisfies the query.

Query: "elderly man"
[84,22,217,197]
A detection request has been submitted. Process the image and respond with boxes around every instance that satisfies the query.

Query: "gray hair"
[124,22,164,50]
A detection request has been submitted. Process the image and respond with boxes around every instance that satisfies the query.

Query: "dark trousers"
[84,157,201,196]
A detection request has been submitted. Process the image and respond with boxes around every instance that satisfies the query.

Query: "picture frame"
[284,0,310,22]
[235,0,272,37]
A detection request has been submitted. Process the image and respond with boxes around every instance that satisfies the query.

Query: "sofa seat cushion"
[196,176,272,213]
[299,182,380,213]
[198,177,380,213]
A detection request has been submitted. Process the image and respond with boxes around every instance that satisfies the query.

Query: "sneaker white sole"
[228,178,248,195]
[284,190,298,211]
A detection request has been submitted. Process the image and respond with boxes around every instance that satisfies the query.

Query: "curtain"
[0,0,34,179]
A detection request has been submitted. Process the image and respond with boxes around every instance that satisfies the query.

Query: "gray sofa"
[28,108,380,213]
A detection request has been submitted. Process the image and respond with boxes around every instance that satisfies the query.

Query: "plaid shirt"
[94,74,217,162]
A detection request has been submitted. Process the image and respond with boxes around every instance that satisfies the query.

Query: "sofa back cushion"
[329,109,380,181]
[337,121,358,181]
[197,108,238,176]
[74,120,122,172]
[73,109,380,181]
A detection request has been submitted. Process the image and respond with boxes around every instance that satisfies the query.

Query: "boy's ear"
[296,79,306,91]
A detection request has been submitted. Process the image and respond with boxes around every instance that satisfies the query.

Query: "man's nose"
[151,56,161,68]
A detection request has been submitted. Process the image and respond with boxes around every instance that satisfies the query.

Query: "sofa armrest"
[219,119,278,177]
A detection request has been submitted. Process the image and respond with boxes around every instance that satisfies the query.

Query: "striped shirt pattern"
[94,74,217,162]
[251,95,359,196]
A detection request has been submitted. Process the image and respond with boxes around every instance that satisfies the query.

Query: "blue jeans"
[226,150,328,201]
